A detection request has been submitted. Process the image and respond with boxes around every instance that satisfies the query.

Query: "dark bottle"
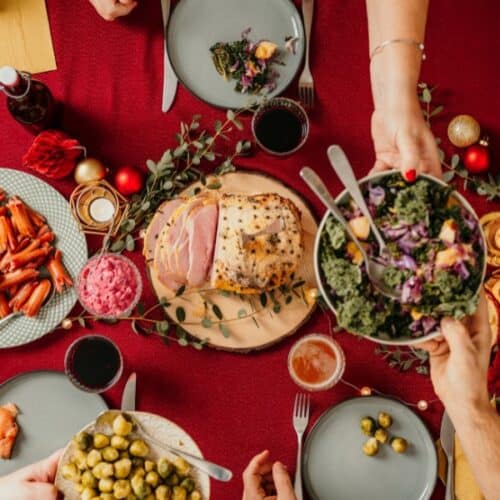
[0,66,55,132]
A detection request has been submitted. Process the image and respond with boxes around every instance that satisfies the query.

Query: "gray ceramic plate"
[0,371,107,474]
[303,396,437,500]
[0,169,87,348]
[167,0,304,108]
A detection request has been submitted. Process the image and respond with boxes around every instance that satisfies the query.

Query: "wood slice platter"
[145,171,318,352]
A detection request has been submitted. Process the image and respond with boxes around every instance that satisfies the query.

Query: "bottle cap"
[0,66,19,87]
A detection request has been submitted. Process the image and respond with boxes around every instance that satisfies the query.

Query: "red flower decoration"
[22,130,83,179]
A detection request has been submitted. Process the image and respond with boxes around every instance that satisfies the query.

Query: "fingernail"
[404,169,417,183]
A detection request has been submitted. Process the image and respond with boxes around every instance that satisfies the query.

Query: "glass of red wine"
[252,97,310,156]
[65,335,123,393]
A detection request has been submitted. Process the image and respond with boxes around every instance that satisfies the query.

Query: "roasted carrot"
[0,216,17,254]
[46,249,72,293]
[38,231,54,244]
[0,293,10,318]
[9,282,38,311]
[9,245,51,272]
[20,279,51,317]
[0,269,39,291]
[7,197,36,238]
[0,239,41,272]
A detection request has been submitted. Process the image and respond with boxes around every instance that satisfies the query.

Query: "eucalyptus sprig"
[109,110,252,252]
[375,345,430,375]
[418,82,500,200]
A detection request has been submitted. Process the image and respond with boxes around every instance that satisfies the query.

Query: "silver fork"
[293,393,310,500]
[298,0,315,108]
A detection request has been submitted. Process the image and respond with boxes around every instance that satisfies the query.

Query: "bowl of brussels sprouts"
[55,411,210,500]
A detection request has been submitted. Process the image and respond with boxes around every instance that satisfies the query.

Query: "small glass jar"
[288,334,346,391]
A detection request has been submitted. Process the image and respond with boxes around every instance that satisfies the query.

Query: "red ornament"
[114,166,145,196]
[463,138,490,174]
[22,130,83,179]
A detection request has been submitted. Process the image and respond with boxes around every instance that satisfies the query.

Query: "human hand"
[88,0,138,21]
[418,292,492,415]
[369,103,442,181]
[0,449,62,500]
[242,450,296,500]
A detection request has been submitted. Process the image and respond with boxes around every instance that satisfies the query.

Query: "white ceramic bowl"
[314,171,487,346]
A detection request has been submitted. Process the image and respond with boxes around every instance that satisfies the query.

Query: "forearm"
[365,0,429,111]
[446,400,500,500]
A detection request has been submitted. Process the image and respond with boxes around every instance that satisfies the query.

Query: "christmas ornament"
[447,114,481,148]
[463,138,490,174]
[74,157,107,184]
[69,180,129,236]
[114,165,145,196]
[22,130,83,179]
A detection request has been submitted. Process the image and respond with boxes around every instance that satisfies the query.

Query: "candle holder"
[69,180,129,236]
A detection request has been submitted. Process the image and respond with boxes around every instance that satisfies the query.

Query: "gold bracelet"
[370,38,426,61]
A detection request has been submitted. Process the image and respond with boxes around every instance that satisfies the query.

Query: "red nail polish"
[405,169,417,183]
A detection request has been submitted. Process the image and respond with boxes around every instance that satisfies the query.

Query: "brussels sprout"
[360,416,377,436]
[145,460,156,472]
[114,458,132,479]
[62,463,80,482]
[130,439,150,457]
[98,477,114,493]
[80,488,98,500]
[189,491,202,500]
[179,478,195,493]
[74,431,92,451]
[362,437,379,456]
[86,449,102,468]
[113,414,134,437]
[81,470,97,489]
[72,449,88,470]
[157,458,174,479]
[146,471,161,488]
[391,437,408,453]
[377,412,393,429]
[155,485,172,500]
[93,433,110,449]
[172,486,187,500]
[374,428,389,444]
[102,446,119,462]
[92,462,114,479]
[113,479,132,499]
[131,474,152,497]
[111,435,130,451]
[173,457,191,476]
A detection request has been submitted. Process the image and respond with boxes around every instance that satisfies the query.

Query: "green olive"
[374,428,389,444]
[166,473,180,486]
[102,446,119,462]
[114,458,132,479]
[131,474,152,497]
[130,439,150,457]
[113,479,132,499]
[179,478,195,493]
[111,435,130,451]
[62,463,80,482]
[98,477,114,493]
[155,485,172,500]
[72,449,88,470]
[189,491,202,500]
[391,437,408,453]
[172,486,188,500]
[173,457,191,476]
[81,470,98,489]
[86,449,102,468]
[378,412,393,429]
[92,462,114,479]
[113,414,134,437]
[360,416,377,436]
[362,437,379,456]
[146,471,161,488]
[74,431,92,451]
[157,458,174,479]
[80,488,98,500]
[93,433,110,449]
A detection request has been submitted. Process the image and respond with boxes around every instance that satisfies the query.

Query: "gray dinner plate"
[167,0,304,108]
[303,396,437,500]
[0,371,107,474]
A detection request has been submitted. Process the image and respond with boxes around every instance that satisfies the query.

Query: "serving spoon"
[95,410,233,482]
[300,167,402,301]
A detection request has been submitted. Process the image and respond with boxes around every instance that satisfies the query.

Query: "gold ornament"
[74,157,107,184]
[360,386,372,396]
[417,400,428,411]
[61,318,73,330]
[447,114,481,148]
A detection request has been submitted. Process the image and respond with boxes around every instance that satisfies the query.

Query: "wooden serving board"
[146,171,318,352]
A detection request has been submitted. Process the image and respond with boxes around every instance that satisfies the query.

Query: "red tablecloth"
[1,1,499,498]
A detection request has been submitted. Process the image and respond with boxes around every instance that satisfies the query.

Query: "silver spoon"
[95,410,233,482]
[300,167,401,300]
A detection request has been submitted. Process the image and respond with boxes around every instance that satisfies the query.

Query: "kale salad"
[318,173,485,340]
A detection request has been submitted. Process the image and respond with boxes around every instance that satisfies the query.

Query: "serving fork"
[293,393,310,500]
[298,0,315,108]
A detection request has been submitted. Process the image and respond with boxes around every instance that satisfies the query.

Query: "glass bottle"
[0,66,55,132]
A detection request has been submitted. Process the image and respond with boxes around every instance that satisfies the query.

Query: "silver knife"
[161,0,178,112]
[440,410,455,500]
[121,372,137,411]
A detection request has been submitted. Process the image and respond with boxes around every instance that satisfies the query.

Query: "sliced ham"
[0,403,19,459]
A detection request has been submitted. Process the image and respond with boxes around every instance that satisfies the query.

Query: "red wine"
[254,107,306,154]
[65,335,122,392]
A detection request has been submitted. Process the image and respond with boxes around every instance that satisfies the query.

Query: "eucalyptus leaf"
[226,110,235,121]
[110,239,125,252]
[201,318,212,328]
[125,234,135,252]
[442,171,455,183]
[212,304,223,320]
[176,307,186,323]
[146,160,158,174]
[219,323,230,338]
[237,308,247,319]
[422,88,432,103]
[451,154,460,169]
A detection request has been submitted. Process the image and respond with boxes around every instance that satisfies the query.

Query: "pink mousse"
[77,255,140,317]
